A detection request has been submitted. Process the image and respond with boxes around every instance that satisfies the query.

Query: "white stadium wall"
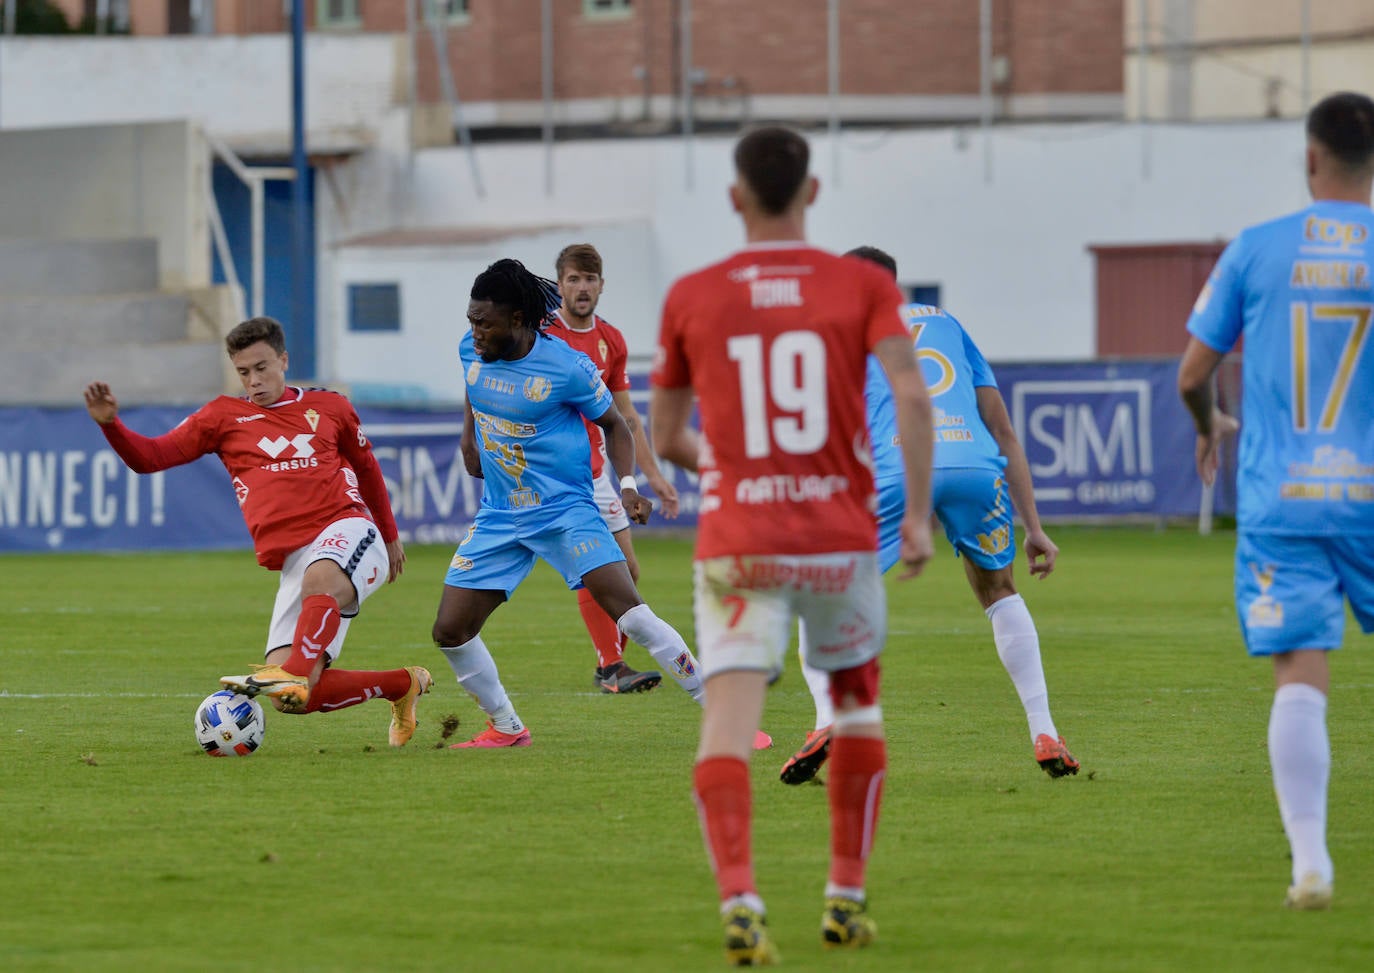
[0,36,401,153]
[329,221,658,406]
[325,117,1309,398]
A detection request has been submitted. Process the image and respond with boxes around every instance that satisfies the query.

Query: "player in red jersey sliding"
[546,243,682,695]
[651,127,935,965]
[83,316,431,746]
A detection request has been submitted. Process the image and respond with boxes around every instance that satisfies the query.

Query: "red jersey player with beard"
[651,127,934,964]
[83,316,432,746]
[545,243,684,695]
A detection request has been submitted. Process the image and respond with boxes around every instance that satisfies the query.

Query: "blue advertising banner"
[997,359,1234,519]
[0,361,1229,555]
[0,406,480,555]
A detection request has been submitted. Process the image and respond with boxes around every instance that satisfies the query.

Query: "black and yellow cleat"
[821,896,876,950]
[723,905,779,967]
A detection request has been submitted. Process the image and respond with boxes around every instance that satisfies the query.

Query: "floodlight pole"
[1137,0,1151,179]
[680,0,694,191]
[979,0,992,183]
[290,0,310,360]
[542,0,554,196]
[1300,0,1311,113]
[827,0,840,187]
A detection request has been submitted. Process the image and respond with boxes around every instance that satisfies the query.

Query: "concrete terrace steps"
[0,237,236,406]
[1,292,194,347]
[0,341,227,407]
[0,238,160,296]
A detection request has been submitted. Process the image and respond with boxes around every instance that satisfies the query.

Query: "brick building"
[57,0,1123,133]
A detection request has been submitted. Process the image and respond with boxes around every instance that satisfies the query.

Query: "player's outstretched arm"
[82,381,201,474]
[613,389,680,518]
[649,386,701,475]
[1177,338,1239,486]
[84,382,120,425]
[975,385,1057,579]
[593,402,653,525]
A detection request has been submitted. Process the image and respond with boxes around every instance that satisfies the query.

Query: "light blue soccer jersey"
[1187,200,1374,536]
[460,331,614,512]
[867,303,1008,481]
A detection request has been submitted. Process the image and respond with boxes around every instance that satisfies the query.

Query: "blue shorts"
[876,468,1015,573]
[1234,531,1374,656]
[444,500,626,597]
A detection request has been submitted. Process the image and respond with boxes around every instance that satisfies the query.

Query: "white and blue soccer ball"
[195,690,266,757]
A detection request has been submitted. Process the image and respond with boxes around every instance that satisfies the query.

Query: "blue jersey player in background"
[1179,91,1374,912]
[430,259,707,748]
[780,246,1079,785]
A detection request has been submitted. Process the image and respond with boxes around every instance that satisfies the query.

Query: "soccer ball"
[195,690,266,757]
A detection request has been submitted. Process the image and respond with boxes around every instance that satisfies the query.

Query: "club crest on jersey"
[304,408,320,432]
[467,361,481,385]
[597,338,608,362]
[233,476,249,506]
[523,376,552,402]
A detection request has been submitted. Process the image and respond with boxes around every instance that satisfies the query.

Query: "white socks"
[618,603,705,702]
[438,635,523,733]
[986,594,1056,742]
[1269,682,1333,884]
[798,621,836,730]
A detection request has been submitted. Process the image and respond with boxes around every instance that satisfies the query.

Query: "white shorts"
[264,517,390,661]
[693,552,886,679]
[593,466,631,533]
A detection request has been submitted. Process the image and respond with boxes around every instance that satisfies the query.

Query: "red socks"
[695,741,884,902]
[693,756,755,900]
[577,586,625,669]
[827,736,886,890]
[284,594,341,677]
[303,667,412,713]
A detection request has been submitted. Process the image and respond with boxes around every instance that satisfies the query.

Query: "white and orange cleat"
[1285,872,1333,911]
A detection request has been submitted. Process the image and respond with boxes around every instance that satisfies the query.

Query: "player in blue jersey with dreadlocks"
[431,258,746,748]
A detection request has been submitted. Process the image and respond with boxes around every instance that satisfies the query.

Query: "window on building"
[908,284,941,308]
[318,0,361,28]
[424,0,471,23]
[348,284,402,333]
[584,0,632,18]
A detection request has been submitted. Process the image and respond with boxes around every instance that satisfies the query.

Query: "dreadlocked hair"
[470,258,562,332]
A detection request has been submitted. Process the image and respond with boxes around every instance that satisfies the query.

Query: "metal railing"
[203,128,296,321]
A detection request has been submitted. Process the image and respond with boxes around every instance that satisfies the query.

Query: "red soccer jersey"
[545,311,631,478]
[100,388,397,570]
[652,243,908,558]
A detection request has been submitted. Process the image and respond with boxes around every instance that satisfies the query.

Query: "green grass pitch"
[2,528,1370,971]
